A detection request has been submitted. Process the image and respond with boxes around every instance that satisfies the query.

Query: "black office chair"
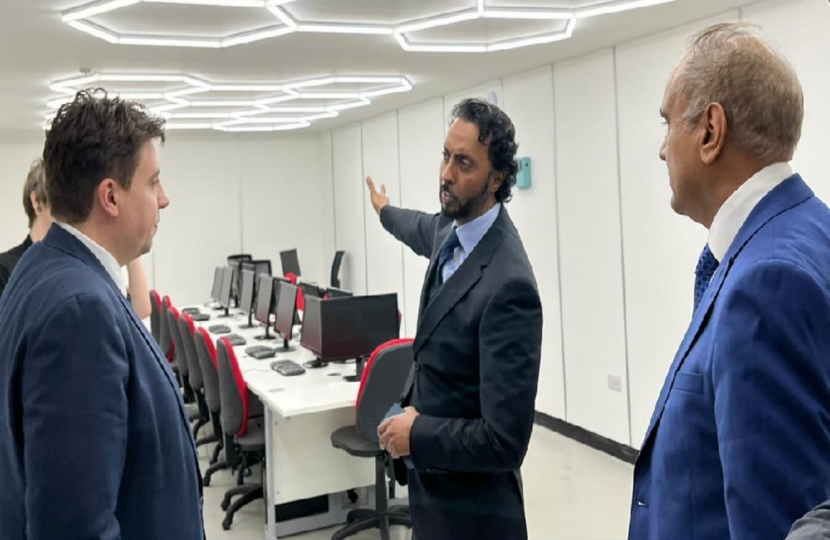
[330,339,414,540]
[217,337,266,531]
[180,313,216,445]
[331,250,345,289]
[159,295,175,363]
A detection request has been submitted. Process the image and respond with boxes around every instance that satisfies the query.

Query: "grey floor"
[201,427,634,540]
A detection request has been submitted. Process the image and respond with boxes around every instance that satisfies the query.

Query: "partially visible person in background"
[0,158,153,319]
[0,159,52,300]
[787,502,830,540]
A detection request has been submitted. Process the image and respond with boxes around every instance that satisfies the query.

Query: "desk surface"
[189,305,363,420]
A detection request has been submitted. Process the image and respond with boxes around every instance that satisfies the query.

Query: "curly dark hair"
[450,98,519,203]
[43,88,166,224]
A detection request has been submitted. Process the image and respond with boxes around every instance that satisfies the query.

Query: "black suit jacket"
[381,204,543,540]
[0,236,32,301]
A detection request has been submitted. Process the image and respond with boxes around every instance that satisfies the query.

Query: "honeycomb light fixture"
[61,0,679,51]
[44,72,413,132]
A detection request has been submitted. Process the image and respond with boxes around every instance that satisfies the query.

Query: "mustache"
[441,185,458,201]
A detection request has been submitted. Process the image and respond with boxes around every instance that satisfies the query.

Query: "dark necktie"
[694,244,719,311]
[435,228,461,287]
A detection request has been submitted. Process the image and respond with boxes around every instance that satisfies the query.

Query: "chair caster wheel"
[203,477,211,487]
[222,518,232,531]
[244,467,252,478]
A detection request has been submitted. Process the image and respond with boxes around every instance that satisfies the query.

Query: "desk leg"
[265,407,278,540]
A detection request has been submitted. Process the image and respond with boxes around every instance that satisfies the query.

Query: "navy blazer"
[381,204,543,540]
[629,175,830,540]
[0,225,204,540]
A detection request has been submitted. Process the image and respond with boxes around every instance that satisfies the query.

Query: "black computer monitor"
[273,281,298,352]
[218,266,234,317]
[325,286,353,299]
[210,266,223,305]
[299,281,323,303]
[229,259,244,308]
[280,249,301,277]
[254,276,276,341]
[238,269,256,329]
[242,259,272,278]
[301,293,399,380]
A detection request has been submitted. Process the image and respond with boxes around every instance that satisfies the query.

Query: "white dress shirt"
[708,162,794,262]
[56,222,128,298]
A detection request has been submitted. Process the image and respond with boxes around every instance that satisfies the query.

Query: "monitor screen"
[299,282,322,301]
[229,260,243,301]
[242,260,272,277]
[239,269,256,316]
[254,276,275,326]
[280,249,301,277]
[320,294,399,362]
[210,266,223,301]
[300,296,323,356]
[219,266,234,308]
[274,281,298,340]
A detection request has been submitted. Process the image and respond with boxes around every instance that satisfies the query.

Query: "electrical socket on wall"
[340,487,369,510]
[608,374,622,392]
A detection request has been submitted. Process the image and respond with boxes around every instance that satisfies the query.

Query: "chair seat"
[331,425,383,458]
[237,419,265,451]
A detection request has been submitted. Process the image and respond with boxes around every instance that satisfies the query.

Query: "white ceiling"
[2,0,750,138]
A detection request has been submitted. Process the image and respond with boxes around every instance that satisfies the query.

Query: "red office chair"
[195,327,228,483]
[180,313,216,446]
[285,272,306,312]
[159,295,175,362]
[330,339,415,540]
[150,290,163,344]
[216,337,266,531]
[166,305,198,417]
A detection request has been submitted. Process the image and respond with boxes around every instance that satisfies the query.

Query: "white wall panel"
[443,80,505,135]
[332,124,368,295]
[238,135,325,284]
[616,13,736,447]
[502,66,566,421]
[319,132,337,286]
[554,49,630,445]
[153,138,242,306]
[0,140,46,252]
[361,113,407,331]
[397,98,445,337]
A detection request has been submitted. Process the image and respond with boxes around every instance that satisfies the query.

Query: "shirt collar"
[55,222,128,298]
[454,202,502,254]
[708,162,793,262]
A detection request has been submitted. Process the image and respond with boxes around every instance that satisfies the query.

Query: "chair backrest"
[159,296,174,361]
[195,327,221,413]
[355,339,415,443]
[331,250,345,288]
[217,338,249,437]
[179,314,204,391]
[149,290,162,343]
[165,306,187,376]
[285,272,305,312]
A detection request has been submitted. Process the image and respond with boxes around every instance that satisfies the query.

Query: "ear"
[490,170,505,195]
[29,192,42,214]
[699,102,727,165]
[98,179,120,218]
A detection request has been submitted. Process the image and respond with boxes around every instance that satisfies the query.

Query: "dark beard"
[440,177,491,221]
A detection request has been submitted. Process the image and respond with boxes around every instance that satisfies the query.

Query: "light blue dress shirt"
[441,202,502,283]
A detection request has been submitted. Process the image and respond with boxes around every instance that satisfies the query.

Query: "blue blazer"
[629,175,830,540]
[0,225,204,540]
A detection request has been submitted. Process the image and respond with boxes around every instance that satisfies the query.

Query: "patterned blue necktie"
[435,228,461,287]
[694,244,719,311]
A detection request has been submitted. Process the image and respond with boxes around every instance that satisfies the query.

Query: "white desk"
[189,306,380,539]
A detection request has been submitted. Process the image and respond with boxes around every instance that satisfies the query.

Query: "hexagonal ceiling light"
[62,0,679,51]
[45,72,413,132]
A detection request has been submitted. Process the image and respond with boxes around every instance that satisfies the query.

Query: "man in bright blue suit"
[629,22,830,540]
[0,89,204,540]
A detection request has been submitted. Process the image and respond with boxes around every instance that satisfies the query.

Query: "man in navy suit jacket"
[0,89,204,540]
[629,23,830,540]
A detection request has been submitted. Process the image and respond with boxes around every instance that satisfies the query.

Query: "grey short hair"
[675,22,803,162]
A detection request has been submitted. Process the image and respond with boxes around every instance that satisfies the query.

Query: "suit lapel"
[413,207,509,354]
[639,174,814,450]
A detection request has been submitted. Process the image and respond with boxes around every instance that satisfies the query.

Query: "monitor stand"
[344,357,366,383]
[275,338,295,353]
[255,325,276,341]
[218,307,232,318]
[304,357,325,369]
[238,311,256,330]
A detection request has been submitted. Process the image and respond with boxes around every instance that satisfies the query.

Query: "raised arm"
[126,258,151,320]
[367,176,440,259]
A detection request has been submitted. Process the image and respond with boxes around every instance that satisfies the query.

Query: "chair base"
[332,509,412,540]
[203,459,228,487]
[222,484,263,531]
